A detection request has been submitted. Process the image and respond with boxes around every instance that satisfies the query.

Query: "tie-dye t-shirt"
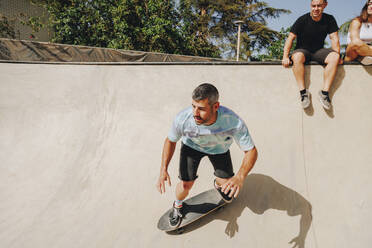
[168,106,255,154]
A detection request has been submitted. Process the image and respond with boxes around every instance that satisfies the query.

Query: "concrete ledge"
[0,59,364,65]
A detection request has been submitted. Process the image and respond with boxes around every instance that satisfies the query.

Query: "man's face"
[192,98,219,125]
[311,0,326,19]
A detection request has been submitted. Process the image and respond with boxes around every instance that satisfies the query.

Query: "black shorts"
[291,48,337,64]
[179,144,234,181]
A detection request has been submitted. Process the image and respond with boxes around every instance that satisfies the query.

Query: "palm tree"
[339,19,353,53]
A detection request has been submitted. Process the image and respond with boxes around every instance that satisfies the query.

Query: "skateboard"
[157,188,227,233]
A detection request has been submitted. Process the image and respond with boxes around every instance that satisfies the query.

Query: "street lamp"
[233,20,244,61]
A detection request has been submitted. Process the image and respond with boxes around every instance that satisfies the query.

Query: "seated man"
[345,0,372,65]
[282,0,341,110]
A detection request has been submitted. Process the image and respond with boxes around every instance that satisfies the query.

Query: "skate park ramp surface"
[1,61,372,248]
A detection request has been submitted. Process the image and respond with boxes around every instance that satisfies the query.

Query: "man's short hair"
[192,83,219,105]
[311,0,327,2]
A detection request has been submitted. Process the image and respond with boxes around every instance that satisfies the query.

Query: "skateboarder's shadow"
[184,173,312,248]
[223,174,312,246]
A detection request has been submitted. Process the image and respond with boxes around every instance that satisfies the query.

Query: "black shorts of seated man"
[156,83,258,227]
[282,0,342,110]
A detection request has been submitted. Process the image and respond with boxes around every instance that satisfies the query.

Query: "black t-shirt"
[290,13,339,53]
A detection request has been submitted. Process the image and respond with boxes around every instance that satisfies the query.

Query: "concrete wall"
[0,62,371,248]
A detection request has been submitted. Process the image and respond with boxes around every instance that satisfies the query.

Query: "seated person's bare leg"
[345,44,359,61]
[323,52,340,92]
[355,43,372,57]
[345,40,372,61]
[291,52,306,90]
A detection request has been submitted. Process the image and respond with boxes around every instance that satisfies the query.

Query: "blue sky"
[264,0,368,45]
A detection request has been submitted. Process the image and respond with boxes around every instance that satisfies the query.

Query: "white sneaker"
[301,90,311,109]
[318,91,332,110]
[359,56,372,65]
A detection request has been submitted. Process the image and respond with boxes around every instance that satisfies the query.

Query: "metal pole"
[236,23,241,61]
[234,20,243,62]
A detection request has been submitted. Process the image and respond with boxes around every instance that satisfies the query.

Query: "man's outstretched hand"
[156,171,171,194]
[219,147,257,199]
[221,176,244,198]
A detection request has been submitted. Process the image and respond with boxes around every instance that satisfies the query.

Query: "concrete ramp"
[1,62,371,248]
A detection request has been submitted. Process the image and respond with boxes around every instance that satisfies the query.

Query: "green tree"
[0,14,16,38]
[177,0,220,57]
[339,19,352,52]
[339,19,352,37]
[252,27,295,61]
[30,0,185,54]
[26,0,290,58]
[0,0,18,39]
[179,0,290,59]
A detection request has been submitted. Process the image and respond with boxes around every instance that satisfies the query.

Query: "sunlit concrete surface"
[0,62,371,248]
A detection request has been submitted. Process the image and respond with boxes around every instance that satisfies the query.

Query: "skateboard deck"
[157,188,226,232]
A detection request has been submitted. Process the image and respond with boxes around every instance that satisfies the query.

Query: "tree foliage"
[252,27,295,61]
[0,14,16,38]
[31,0,186,54]
[178,0,290,59]
[177,0,220,57]
[0,0,18,39]
[26,0,289,58]
[339,19,352,37]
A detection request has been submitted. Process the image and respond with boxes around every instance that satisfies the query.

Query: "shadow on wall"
[176,174,312,248]
[327,65,346,118]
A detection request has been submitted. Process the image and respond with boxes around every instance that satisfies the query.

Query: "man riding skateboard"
[156,83,258,227]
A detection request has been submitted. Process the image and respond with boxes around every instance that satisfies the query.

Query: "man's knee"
[292,52,306,64]
[325,52,340,65]
[181,181,194,191]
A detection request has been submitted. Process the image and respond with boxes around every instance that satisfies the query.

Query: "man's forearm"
[283,33,296,58]
[330,32,341,54]
[331,41,340,54]
[283,39,293,58]
[160,138,176,173]
[236,147,258,180]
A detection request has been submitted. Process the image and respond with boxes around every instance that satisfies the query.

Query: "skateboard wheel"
[176,227,184,234]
